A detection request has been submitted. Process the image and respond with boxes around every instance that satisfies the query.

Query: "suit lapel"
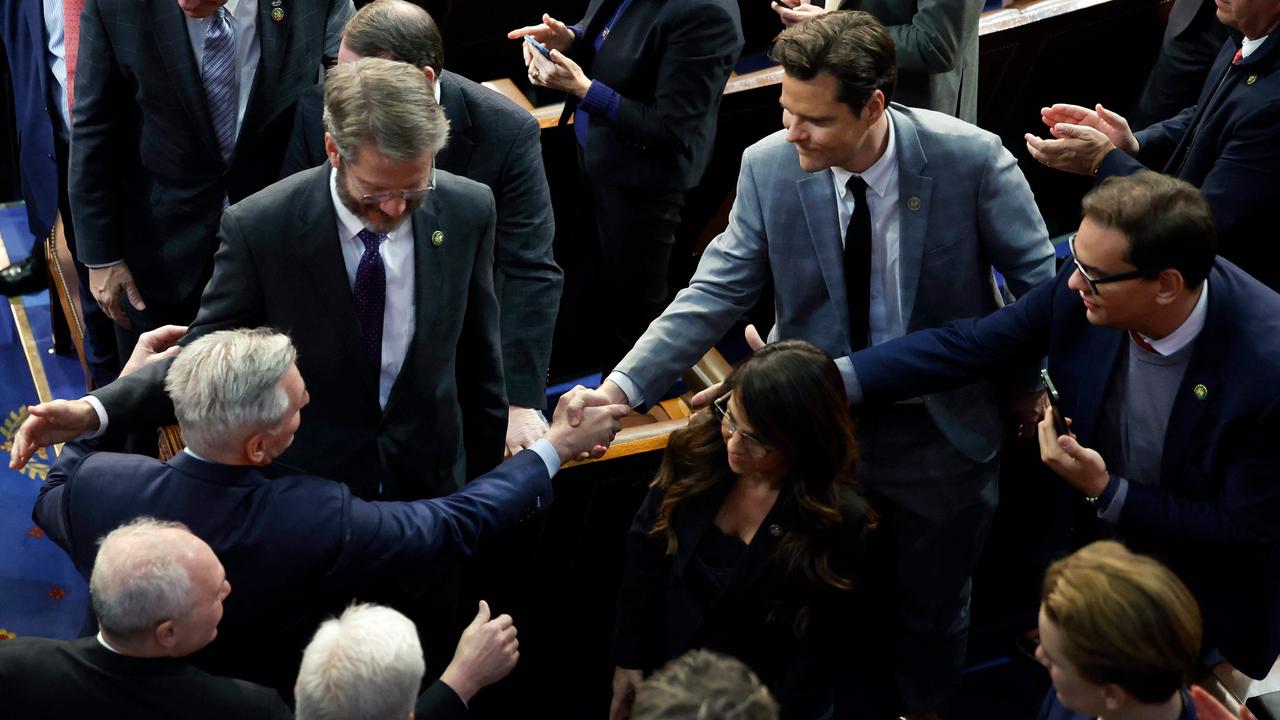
[798,172,850,347]
[235,0,286,155]
[150,0,222,161]
[891,108,934,329]
[293,168,379,402]
[1160,279,1226,479]
[1072,328,1125,445]
[436,73,475,176]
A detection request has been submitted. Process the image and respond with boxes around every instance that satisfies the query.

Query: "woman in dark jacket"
[610,340,878,720]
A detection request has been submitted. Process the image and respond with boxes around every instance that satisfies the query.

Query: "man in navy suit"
[1025,0,1280,290]
[845,172,1280,681]
[32,327,629,692]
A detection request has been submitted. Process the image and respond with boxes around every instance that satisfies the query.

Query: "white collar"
[181,447,211,462]
[1139,279,1209,356]
[1241,34,1269,58]
[96,632,123,654]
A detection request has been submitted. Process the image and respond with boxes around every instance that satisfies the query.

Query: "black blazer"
[283,70,562,407]
[68,0,350,304]
[615,479,876,719]
[34,441,552,691]
[563,0,744,192]
[91,164,507,499]
[0,636,290,719]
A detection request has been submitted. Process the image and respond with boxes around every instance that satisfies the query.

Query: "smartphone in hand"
[525,35,553,59]
[1040,369,1070,437]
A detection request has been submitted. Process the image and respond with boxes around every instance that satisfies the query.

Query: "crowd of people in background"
[0,0,1277,718]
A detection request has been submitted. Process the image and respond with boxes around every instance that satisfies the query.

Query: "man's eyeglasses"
[1067,233,1149,295]
[711,393,772,458]
[352,167,436,205]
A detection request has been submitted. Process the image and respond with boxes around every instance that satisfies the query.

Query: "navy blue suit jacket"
[1098,34,1280,290]
[849,259,1280,678]
[33,441,552,689]
[0,0,59,241]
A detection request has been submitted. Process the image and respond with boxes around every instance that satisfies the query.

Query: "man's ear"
[244,432,270,466]
[861,89,886,123]
[422,66,437,87]
[1153,267,1187,305]
[324,133,342,169]
[154,619,178,651]
[1100,683,1128,712]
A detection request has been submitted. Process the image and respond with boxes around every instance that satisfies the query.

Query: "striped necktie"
[202,7,238,164]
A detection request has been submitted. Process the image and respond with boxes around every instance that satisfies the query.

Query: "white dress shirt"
[829,114,904,347]
[330,168,416,409]
[185,0,261,134]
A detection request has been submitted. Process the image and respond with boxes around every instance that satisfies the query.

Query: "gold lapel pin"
[1193,384,1208,400]
[272,6,284,22]
[1247,75,1258,85]
[431,230,444,247]
[906,196,922,211]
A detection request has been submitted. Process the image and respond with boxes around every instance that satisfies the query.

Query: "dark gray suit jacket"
[283,71,562,407]
[91,165,507,500]
[69,0,352,305]
[842,0,980,122]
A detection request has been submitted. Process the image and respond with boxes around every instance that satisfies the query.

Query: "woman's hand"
[508,13,576,66]
[528,49,591,98]
[609,666,644,720]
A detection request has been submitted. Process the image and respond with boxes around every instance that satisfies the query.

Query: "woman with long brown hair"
[610,340,877,720]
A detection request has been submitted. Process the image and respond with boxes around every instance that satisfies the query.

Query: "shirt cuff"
[578,80,622,119]
[836,357,863,405]
[82,259,124,269]
[82,395,109,439]
[1096,474,1128,523]
[529,437,562,479]
[605,371,644,409]
[568,24,584,40]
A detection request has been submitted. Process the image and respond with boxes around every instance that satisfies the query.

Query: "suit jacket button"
[768,524,782,537]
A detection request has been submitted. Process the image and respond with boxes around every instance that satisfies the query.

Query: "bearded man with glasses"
[840,171,1280,685]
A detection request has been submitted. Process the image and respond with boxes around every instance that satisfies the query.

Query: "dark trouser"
[1131,6,1232,130]
[114,276,206,366]
[855,404,1000,713]
[578,151,686,374]
[54,133,120,388]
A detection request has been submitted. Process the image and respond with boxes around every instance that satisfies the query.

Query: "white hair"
[296,604,425,720]
[90,517,198,641]
[164,328,298,456]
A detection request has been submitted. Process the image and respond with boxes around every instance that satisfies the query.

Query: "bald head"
[90,518,230,657]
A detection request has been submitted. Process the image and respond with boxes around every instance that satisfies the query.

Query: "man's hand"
[609,666,644,720]
[527,49,591,98]
[9,400,99,469]
[508,12,576,64]
[1011,389,1046,441]
[88,262,145,329]
[119,324,187,378]
[1190,686,1257,720]
[690,324,767,408]
[1036,408,1109,497]
[770,0,828,27]
[546,399,630,463]
[1040,103,1139,155]
[505,406,549,457]
[1025,124,1116,176]
[560,381,629,428]
[439,600,519,705]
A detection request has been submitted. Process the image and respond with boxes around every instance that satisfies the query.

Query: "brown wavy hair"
[650,340,869,597]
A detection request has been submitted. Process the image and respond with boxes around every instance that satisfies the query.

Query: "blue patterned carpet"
[0,203,90,641]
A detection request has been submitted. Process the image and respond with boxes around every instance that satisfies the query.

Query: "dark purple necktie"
[353,229,386,365]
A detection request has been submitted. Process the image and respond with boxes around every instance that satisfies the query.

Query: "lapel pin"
[272,6,284,22]
[1247,74,1258,85]
[906,196,922,211]
[431,230,444,247]
[1193,384,1208,400]
[768,524,782,537]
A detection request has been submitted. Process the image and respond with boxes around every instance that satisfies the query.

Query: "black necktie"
[843,176,872,352]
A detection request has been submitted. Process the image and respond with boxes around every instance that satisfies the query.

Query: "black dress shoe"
[0,252,48,297]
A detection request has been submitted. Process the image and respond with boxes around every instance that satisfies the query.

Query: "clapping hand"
[1024,103,1138,175]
